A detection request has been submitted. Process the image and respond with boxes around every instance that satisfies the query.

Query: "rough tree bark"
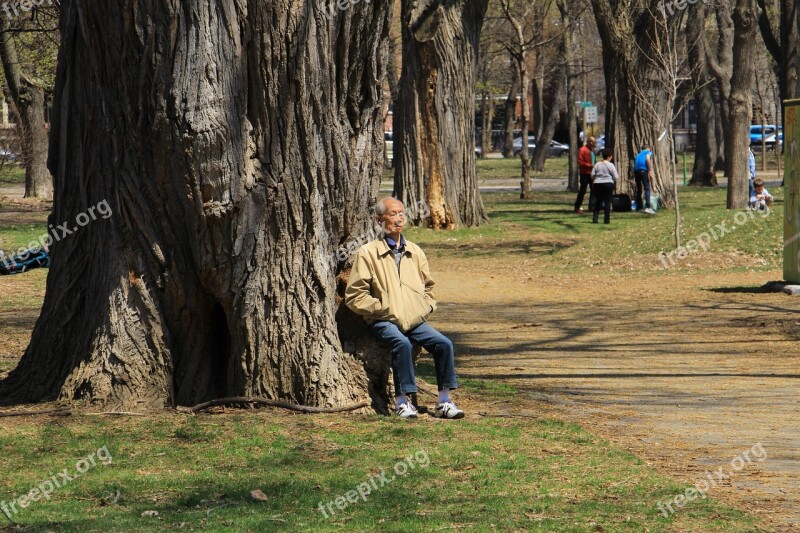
[707,5,734,171]
[726,0,759,209]
[531,53,566,172]
[531,75,544,142]
[559,0,579,192]
[387,33,401,104]
[394,0,489,228]
[502,68,519,158]
[0,1,393,410]
[687,1,719,187]
[0,18,52,199]
[590,0,675,206]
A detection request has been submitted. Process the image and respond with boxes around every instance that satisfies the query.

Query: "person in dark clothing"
[574,136,596,214]
[591,149,619,224]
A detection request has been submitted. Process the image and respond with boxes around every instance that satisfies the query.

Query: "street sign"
[584,106,598,123]
[581,101,593,108]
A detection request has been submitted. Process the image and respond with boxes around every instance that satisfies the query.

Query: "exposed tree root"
[181,397,371,414]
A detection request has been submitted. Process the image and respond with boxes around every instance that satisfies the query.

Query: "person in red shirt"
[574,136,596,214]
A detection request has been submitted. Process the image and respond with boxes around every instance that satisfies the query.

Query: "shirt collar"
[385,235,405,249]
[379,236,409,256]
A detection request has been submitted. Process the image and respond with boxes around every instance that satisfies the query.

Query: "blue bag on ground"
[0,248,50,275]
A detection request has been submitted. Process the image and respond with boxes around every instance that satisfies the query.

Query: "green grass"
[0,165,24,187]
[406,187,785,273]
[0,415,761,532]
[0,224,49,255]
[475,156,569,180]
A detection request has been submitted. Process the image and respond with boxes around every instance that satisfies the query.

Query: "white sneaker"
[395,402,418,419]
[434,401,464,419]
[644,208,656,215]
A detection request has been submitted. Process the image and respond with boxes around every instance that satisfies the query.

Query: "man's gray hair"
[375,197,403,216]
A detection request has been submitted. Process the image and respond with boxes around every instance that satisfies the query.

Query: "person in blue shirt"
[748,148,756,199]
[633,146,656,215]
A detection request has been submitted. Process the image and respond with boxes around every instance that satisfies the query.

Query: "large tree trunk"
[531,76,544,141]
[590,0,675,206]
[0,1,392,409]
[518,65,532,199]
[726,0,758,209]
[531,46,566,172]
[395,0,488,229]
[708,4,734,171]
[687,1,718,187]
[559,0,579,192]
[502,69,519,158]
[0,17,52,199]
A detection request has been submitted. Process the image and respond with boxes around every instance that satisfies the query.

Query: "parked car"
[762,133,783,151]
[749,125,782,145]
[0,148,19,163]
[384,131,393,167]
[512,135,536,156]
[548,140,570,157]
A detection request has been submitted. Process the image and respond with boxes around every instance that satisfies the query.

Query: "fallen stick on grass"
[0,408,71,418]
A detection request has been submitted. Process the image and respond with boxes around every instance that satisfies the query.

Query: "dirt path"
[430,258,799,531]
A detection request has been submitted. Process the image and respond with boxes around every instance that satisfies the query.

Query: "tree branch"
[755,0,780,62]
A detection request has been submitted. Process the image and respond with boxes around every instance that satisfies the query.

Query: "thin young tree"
[500,0,533,198]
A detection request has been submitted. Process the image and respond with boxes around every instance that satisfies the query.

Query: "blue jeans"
[369,321,458,395]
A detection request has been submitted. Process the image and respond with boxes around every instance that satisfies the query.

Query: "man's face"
[588,137,596,148]
[379,199,405,236]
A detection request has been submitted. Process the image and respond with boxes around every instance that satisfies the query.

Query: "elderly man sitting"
[344,197,464,420]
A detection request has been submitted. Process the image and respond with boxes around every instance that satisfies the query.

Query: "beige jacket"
[344,238,437,332]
